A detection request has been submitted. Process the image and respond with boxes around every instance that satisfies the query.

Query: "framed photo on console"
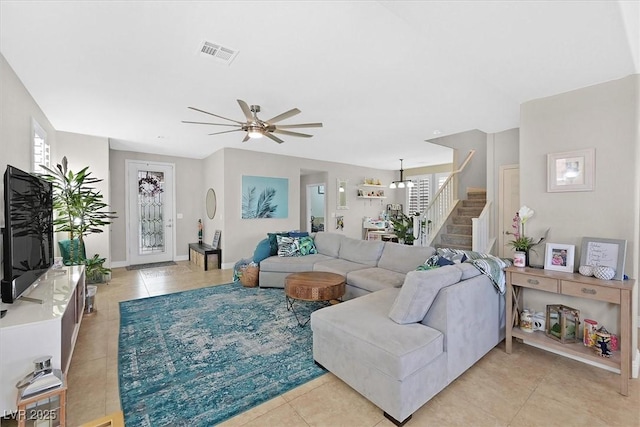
[544,243,575,272]
[212,229,221,249]
[580,237,626,280]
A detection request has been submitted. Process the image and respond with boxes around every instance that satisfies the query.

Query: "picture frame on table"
[544,243,575,272]
[580,237,626,281]
[547,148,595,192]
[212,229,221,249]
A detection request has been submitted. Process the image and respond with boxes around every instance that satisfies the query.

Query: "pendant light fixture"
[389,159,415,189]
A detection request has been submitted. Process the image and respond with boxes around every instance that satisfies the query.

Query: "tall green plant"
[40,157,117,263]
[390,213,415,245]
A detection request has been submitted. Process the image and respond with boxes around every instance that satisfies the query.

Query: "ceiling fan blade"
[264,132,285,144]
[237,99,253,122]
[265,108,301,124]
[272,129,313,138]
[274,123,323,129]
[242,133,251,142]
[182,120,241,127]
[188,107,244,125]
[207,129,243,136]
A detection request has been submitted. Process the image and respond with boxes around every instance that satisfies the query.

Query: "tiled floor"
[63,262,638,426]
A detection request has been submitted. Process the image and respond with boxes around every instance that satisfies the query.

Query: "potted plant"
[85,254,111,284]
[390,213,415,245]
[41,157,117,279]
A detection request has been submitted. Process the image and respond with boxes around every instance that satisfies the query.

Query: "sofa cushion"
[259,253,334,273]
[277,235,301,257]
[388,266,463,325]
[253,238,272,263]
[347,268,406,293]
[268,232,290,255]
[313,232,343,258]
[454,262,482,280]
[313,258,370,276]
[377,243,436,274]
[338,238,384,267]
[311,288,444,381]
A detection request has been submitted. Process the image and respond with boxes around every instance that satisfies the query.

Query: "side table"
[188,243,222,271]
[16,370,66,427]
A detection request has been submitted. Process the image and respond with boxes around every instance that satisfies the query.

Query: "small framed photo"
[580,237,626,280]
[211,229,221,249]
[547,148,595,192]
[317,185,325,195]
[544,243,575,272]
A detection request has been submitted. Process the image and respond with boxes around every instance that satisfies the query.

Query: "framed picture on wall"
[212,229,221,249]
[547,148,595,192]
[544,243,575,272]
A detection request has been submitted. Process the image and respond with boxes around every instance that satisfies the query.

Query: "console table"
[505,266,635,396]
[0,266,85,412]
[188,243,221,270]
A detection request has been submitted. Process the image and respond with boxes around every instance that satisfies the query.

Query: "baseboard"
[112,261,128,268]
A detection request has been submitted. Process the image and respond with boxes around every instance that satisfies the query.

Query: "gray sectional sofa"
[259,232,505,426]
[259,232,436,299]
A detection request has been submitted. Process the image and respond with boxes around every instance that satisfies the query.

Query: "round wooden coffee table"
[285,271,345,326]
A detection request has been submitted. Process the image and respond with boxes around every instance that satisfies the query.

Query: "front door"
[127,161,175,265]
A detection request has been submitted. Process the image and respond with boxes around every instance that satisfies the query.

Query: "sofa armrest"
[421,275,501,382]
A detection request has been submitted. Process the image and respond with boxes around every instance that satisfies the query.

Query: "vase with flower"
[506,205,545,267]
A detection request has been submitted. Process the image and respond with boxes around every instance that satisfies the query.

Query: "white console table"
[0,265,85,412]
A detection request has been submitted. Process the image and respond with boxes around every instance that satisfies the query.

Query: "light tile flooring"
[60,262,638,426]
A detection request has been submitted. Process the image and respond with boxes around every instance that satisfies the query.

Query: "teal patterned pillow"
[277,235,300,257]
[298,236,318,256]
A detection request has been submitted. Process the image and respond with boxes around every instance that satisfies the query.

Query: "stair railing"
[416,150,476,247]
[472,200,493,253]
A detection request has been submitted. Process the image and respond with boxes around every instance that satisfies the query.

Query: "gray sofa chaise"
[259,232,436,299]
[311,264,504,425]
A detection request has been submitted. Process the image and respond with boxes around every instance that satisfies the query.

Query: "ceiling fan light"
[247,130,263,139]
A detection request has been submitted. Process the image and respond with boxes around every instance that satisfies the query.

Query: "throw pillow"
[389,266,463,324]
[252,238,272,263]
[298,236,318,256]
[268,232,290,255]
[289,231,309,238]
[277,235,301,257]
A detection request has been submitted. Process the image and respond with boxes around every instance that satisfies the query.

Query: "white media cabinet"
[0,265,85,412]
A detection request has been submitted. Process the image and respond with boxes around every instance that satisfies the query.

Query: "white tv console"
[0,265,85,412]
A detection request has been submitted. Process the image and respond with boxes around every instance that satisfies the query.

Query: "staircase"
[437,189,486,251]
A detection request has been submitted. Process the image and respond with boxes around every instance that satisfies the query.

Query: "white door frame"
[125,160,176,265]
[306,183,326,234]
[498,164,519,258]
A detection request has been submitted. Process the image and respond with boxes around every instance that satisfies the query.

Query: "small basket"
[239,265,259,287]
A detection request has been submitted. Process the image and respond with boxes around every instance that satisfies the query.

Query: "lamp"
[389,159,415,189]
[247,124,263,139]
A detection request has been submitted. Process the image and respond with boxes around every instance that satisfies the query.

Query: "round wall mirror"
[206,188,217,219]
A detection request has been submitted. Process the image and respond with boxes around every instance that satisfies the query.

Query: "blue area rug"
[118,283,326,426]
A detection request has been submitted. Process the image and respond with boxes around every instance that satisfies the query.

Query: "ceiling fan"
[182,99,323,144]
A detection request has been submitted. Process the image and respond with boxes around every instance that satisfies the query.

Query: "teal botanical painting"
[242,176,288,219]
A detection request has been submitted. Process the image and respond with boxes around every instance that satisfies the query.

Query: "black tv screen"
[1,165,54,303]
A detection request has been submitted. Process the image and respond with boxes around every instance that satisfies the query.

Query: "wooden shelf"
[359,184,385,188]
[512,328,620,370]
[357,196,387,199]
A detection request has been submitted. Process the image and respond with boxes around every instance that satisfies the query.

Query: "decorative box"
[545,304,580,343]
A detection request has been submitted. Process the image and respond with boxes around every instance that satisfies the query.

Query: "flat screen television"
[1,165,54,303]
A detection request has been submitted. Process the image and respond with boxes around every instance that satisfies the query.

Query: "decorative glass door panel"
[138,170,165,255]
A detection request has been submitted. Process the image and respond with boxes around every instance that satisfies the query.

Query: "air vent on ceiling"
[199,40,238,65]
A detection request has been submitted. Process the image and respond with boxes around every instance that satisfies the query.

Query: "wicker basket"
[239,265,259,287]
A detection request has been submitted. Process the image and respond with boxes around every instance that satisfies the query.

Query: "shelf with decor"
[504,266,635,396]
[357,183,386,199]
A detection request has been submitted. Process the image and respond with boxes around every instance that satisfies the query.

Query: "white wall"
[520,74,639,351]
[56,132,111,266]
[202,149,225,250]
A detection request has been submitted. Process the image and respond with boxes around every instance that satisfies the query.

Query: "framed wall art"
[241,175,289,219]
[544,243,575,273]
[580,237,626,280]
[547,148,595,192]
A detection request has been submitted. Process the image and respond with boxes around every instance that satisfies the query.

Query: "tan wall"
[520,74,639,350]
[109,149,204,263]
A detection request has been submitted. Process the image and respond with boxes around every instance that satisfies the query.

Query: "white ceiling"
[1,1,638,170]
